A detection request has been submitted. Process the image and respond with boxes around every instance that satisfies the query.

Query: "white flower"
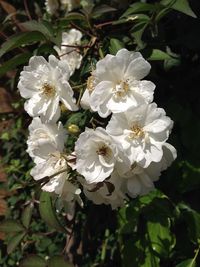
[18,55,78,122]
[31,151,81,202]
[75,127,130,184]
[54,29,83,75]
[81,172,127,209]
[106,103,173,168]
[120,143,177,198]
[82,48,155,117]
[45,0,59,15]
[45,0,79,14]
[27,117,67,164]
[60,0,80,11]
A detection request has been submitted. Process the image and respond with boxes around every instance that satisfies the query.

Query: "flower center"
[96,144,112,158]
[87,76,95,94]
[114,80,129,98]
[42,82,56,97]
[129,125,145,139]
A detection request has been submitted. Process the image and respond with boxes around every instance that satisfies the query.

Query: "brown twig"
[23,0,32,20]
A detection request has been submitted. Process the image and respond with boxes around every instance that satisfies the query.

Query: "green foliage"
[0,0,199,266]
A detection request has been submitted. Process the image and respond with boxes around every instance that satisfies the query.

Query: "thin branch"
[23,0,32,20]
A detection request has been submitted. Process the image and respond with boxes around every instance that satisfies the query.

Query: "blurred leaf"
[65,12,86,20]
[121,3,154,18]
[7,232,26,254]
[0,52,31,77]
[39,192,67,233]
[48,256,73,267]
[0,220,25,233]
[20,255,47,267]
[92,4,117,18]
[131,21,148,49]
[109,38,125,55]
[21,203,34,229]
[178,204,200,244]
[20,20,54,39]
[0,31,46,58]
[140,247,160,267]
[176,258,196,267]
[147,220,175,257]
[161,0,197,18]
[148,49,172,60]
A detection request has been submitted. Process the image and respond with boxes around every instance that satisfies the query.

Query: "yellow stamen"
[42,83,56,97]
[129,125,145,139]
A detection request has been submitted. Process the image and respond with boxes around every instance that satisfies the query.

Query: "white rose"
[31,152,81,202]
[106,103,173,168]
[75,127,130,183]
[54,29,83,76]
[82,48,155,117]
[18,55,78,123]
[45,0,59,14]
[121,142,177,198]
[27,117,67,164]
[81,172,127,209]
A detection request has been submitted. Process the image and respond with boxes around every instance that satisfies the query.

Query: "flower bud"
[67,124,80,134]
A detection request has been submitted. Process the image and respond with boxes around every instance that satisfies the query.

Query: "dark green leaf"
[20,20,54,39]
[131,21,148,49]
[21,203,34,229]
[59,12,86,21]
[178,204,200,243]
[92,5,117,18]
[161,0,197,18]
[48,256,73,267]
[0,220,25,233]
[7,232,26,254]
[0,52,31,77]
[121,3,154,18]
[0,31,46,58]
[39,192,67,233]
[109,38,124,55]
[176,259,196,267]
[20,255,47,267]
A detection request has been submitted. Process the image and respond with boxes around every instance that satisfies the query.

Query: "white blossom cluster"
[18,40,176,210]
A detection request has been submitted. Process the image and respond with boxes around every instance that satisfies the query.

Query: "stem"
[23,0,32,20]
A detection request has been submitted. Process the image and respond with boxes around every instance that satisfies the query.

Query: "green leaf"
[148,49,172,60]
[21,203,34,229]
[161,0,197,18]
[131,21,148,49]
[0,52,31,77]
[48,256,73,267]
[178,204,200,243]
[39,192,67,233]
[20,255,47,267]
[0,220,25,233]
[20,20,54,39]
[0,31,46,58]
[59,12,86,21]
[140,247,160,267]
[109,38,125,55]
[7,232,26,254]
[147,220,175,257]
[121,3,154,18]
[92,4,117,18]
[176,259,196,267]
